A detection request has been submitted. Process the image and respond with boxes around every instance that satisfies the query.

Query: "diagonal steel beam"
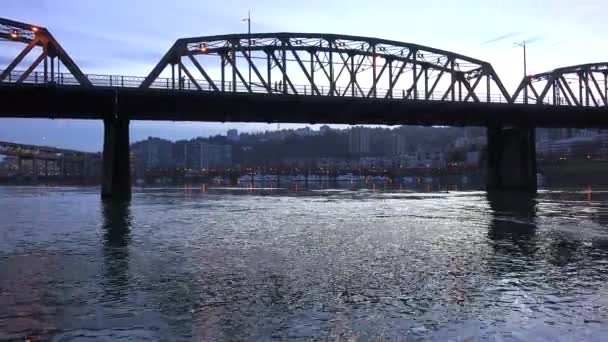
[385,58,410,99]
[16,51,45,83]
[427,59,451,99]
[405,66,426,99]
[366,59,389,97]
[528,81,540,100]
[187,54,219,91]
[269,51,298,94]
[178,60,202,90]
[338,52,366,96]
[226,53,251,92]
[460,75,480,102]
[0,38,39,81]
[440,80,456,101]
[236,42,270,92]
[141,40,182,88]
[555,78,573,106]
[589,71,606,106]
[559,75,580,106]
[286,43,320,95]
[536,77,554,104]
[463,73,484,101]
[312,50,331,83]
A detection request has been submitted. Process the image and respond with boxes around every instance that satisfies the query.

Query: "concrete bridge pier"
[486,126,537,193]
[102,117,131,199]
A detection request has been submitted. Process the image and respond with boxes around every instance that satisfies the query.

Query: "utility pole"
[242,11,252,87]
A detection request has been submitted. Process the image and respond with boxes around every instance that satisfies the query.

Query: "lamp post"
[514,40,527,102]
[242,11,252,86]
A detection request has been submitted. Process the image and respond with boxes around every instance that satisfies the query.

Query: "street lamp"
[514,38,540,103]
[241,10,252,86]
[514,40,528,102]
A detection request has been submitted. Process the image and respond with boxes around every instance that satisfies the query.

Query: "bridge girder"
[141,33,512,103]
[0,17,91,87]
[512,63,608,106]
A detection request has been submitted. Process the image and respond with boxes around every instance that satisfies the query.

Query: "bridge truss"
[512,63,608,106]
[0,17,91,86]
[141,33,512,103]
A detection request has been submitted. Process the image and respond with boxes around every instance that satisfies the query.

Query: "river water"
[1,186,608,341]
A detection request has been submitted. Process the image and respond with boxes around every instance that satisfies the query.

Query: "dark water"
[1,186,608,341]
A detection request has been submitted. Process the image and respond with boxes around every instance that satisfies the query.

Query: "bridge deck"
[1,83,607,128]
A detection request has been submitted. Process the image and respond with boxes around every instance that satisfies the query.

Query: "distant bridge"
[0,17,607,197]
[0,140,97,178]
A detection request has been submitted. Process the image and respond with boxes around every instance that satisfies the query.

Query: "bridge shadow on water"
[101,199,132,301]
[486,191,538,259]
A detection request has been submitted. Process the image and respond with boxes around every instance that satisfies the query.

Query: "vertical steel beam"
[412,51,418,99]
[458,78,462,101]
[584,71,590,106]
[450,59,455,101]
[329,41,334,96]
[50,56,55,82]
[267,50,272,92]
[221,54,226,92]
[177,60,183,89]
[486,74,491,102]
[605,71,608,106]
[310,50,315,95]
[579,72,583,106]
[424,67,428,99]
[231,44,237,92]
[282,42,287,94]
[388,59,393,99]
[171,63,175,89]
[372,45,377,98]
[43,45,48,82]
[350,54,355,97]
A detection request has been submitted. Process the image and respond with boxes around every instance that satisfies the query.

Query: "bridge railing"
[1,69,521,104]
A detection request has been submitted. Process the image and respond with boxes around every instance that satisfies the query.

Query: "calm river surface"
[1,186,608,341]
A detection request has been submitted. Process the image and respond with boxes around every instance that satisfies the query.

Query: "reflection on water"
[1,187,608,340]
[487,191,538,258]
[102,199,131,302]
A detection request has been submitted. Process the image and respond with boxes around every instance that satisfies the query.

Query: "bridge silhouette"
[1,17,607,198]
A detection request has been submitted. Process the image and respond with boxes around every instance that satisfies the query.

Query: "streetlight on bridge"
[241,10,252,87]
[514,37,540,103]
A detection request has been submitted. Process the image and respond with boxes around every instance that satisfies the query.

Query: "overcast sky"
[1,0,606,151]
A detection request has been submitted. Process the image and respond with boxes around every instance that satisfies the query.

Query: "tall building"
[186,140,232,170]
[348,127,371,155]
[132,137,173,172]
[173,140,188,169]
[389,133,407,156]
[227,129,239,141]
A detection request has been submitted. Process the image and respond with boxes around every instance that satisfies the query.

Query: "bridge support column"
[486,126,537,193]
[102,117,131,199]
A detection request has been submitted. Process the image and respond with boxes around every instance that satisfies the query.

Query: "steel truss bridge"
[0,17,607,196]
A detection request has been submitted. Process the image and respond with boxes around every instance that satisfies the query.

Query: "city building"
[320,125,332,134]
[132,137,173,172]
[227,129,240,141]
[389,133,407,156]
[173,140,188,169]
[348,127,371,155]
[186,140,232,170]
